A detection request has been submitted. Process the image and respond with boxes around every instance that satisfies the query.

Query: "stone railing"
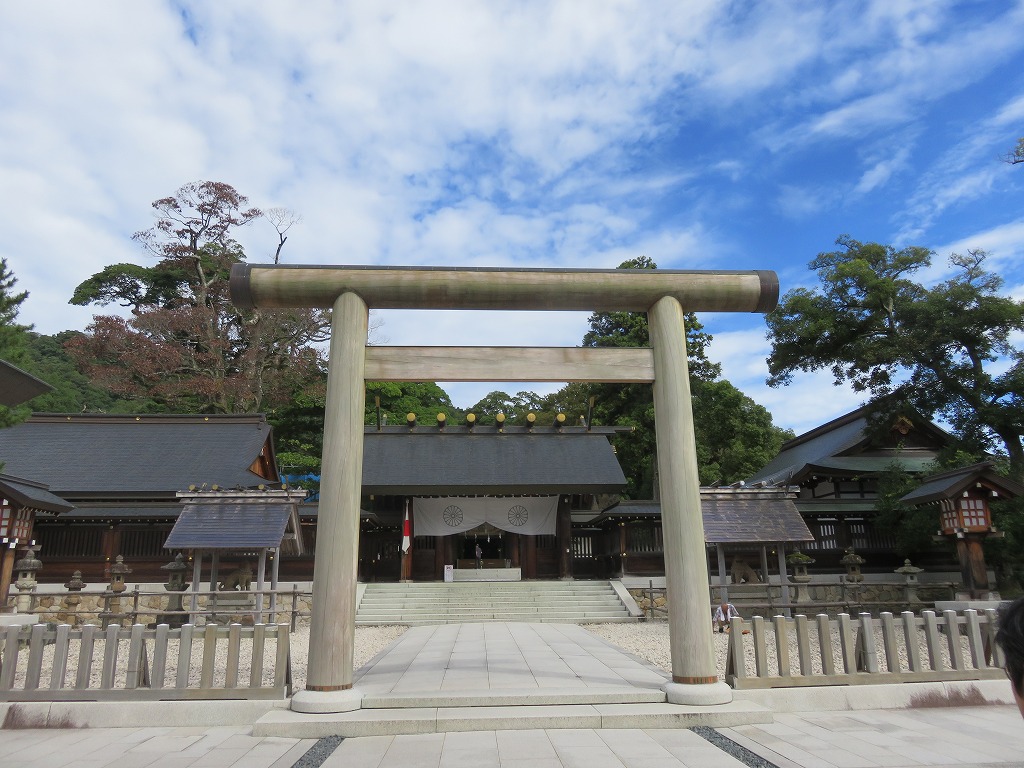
[725,609,1004,689]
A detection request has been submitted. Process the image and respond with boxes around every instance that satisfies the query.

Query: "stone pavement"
[3,708,1024,768]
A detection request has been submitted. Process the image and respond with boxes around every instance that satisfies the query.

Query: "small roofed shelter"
[597,487,813,607]
[164,489,306,621]
[0,360,52,407]
[0,473,73,610]
[901,462,1024,599]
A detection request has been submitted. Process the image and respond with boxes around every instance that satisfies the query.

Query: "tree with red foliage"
[67,181,330,413]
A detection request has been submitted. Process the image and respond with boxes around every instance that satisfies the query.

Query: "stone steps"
[253,700,772,738]
[356,580,637,625]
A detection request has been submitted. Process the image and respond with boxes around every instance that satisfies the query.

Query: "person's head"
[997,597,1024,716]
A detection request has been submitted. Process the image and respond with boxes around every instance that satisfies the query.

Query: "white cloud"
[853,146,912,196]
[709,327,865,435]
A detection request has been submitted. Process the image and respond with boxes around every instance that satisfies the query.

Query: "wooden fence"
[725,609,1006,689]
[0,622,291,701]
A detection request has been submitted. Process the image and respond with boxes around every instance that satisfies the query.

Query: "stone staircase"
[356,580,639,625]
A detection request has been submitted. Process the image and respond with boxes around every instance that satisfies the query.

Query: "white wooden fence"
[0,622,290,701]
[726,609,1005,689]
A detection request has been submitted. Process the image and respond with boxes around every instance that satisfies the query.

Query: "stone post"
[291,291,367,714]
[648,295,731,705]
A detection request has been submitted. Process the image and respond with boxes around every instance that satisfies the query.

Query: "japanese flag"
[401,505,411,554]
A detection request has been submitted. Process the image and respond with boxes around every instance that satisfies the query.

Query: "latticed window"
[805,519,837,550]
[959,497,988,530]
[0,504,32,542]
[35,526,104,558]
[120,528,168,558]
[627,524,663,553]
[572,535,593,557]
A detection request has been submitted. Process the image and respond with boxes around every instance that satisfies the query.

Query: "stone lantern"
[841,546,865,584]
[12,542,42,614]
[901,462,1023,600]
[59,570,87,626]
[894,559,924,603]
[158,553,190,628]
[108,554,131,594]
[786,550,815,604]
[101,554,131,628]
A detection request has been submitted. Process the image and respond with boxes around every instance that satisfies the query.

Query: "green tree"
[0,258,34,427]
[19,331,144,414]
[470,390,548,425]
[67,181,331,413]
[541,256,790,497]
[691,378,793,484]
[873,460,936,558]
[766,237,1024,481]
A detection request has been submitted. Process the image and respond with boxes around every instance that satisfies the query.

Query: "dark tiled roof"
[0,360,51,406]
[164,501,293,550]
[0,414,276,497]
[361,431,626,494]
[58,504,180,520]
[747,402,952,485]
[0,473,73,514]
[605,490,813,544]
[901,461,1024,506]
[700,492,813,543]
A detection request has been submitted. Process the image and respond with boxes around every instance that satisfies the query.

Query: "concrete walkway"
[4,708,1024,768]
[1,621,1022,767]
[254,622,768,737]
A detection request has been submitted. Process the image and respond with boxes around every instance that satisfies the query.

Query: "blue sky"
[2,1,1023,435]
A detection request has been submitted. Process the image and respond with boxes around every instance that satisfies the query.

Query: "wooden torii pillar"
[231,264,778,713]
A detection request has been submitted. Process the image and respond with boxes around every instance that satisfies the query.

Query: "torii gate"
[230,264,778,713]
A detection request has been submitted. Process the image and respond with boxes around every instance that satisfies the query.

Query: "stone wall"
[15,585,312,627]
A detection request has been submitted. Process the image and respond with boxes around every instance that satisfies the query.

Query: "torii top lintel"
[230,264,779,314]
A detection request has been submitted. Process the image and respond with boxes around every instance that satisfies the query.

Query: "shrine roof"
[164,493,304,553]
[0,473,73,514]
[361,429,627,494]
[604,489,813,544]
[0,413,277,497]
[901,461,1024,506]
[0,360,52,407]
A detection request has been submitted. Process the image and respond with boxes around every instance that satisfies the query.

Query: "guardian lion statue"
[730,557,760,584]
[218,563,253,591]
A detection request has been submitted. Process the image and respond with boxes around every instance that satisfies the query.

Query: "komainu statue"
[730,557,760,584]
[219,563,253,591]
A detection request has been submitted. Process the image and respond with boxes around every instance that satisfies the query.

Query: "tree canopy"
[766,236,1024,480]
[66,181,331,414]
[0,258,33,427]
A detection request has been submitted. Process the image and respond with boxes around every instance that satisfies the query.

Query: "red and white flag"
[401,502,411,554]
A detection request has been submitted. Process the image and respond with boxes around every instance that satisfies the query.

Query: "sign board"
[443,564,454,583]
